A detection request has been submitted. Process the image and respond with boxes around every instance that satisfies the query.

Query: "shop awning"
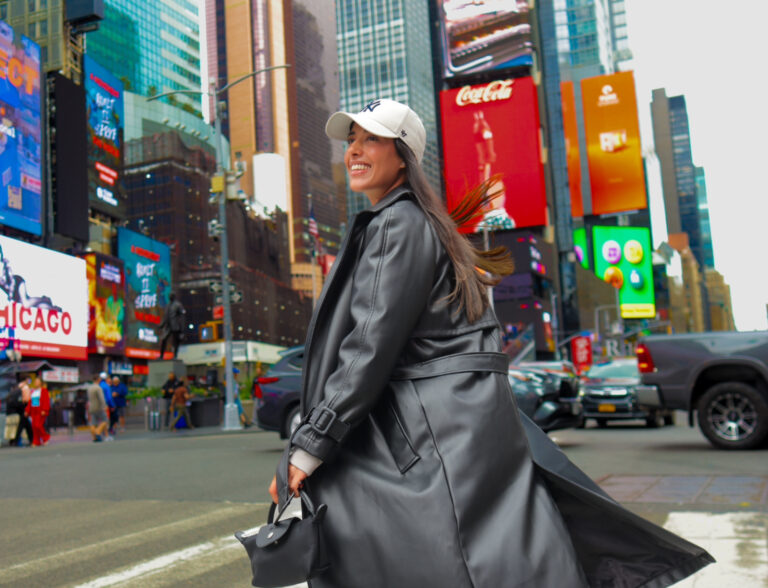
[0,360,56,376]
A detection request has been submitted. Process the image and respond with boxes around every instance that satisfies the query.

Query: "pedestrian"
[168,382,193,430]
[99,372,116,435]
[266,100,713,587]
[110,376,128,432]
[161,371,180,429]
[87,373,111,442]
[9,381,32,447]
[26,376,51,446]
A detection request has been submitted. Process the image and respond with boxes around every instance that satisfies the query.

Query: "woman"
[268,99,712,587]
[26,376,51,446]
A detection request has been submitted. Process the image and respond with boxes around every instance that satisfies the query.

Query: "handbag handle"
[274,420,318,518]
[270,488,318,524]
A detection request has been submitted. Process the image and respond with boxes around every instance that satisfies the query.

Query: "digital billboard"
[581,71,647,216]
[592,226,656,319]
[84,54,125,217]
[440,77,547,231]
[117,228,171,359]
[83,253,125,355]
[0,23,42,235]
[0,235,87,359]
[436,0,533,78]
[561,81,583,218]
[573,227,589,269]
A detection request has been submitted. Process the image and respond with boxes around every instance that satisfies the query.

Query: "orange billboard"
[561,81,583,217]
[581,71,647,215]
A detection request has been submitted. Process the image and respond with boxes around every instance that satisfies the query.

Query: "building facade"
[335,0,440,218]
[85,0,204,116]
[694,166,715,269]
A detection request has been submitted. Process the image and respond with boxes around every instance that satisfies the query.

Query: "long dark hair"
[394,140,514,323]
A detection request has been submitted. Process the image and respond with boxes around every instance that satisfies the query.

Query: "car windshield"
[585,361,638,379]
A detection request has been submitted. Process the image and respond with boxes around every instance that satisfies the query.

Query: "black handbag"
[235,441,329,587]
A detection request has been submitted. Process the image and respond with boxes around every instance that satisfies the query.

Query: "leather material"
[286,185,713,588]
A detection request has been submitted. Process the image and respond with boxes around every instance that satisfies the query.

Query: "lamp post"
[148,64,290,430]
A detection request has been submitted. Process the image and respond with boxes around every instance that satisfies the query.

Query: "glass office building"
[335,0,440,218]
[695,168,714,270]
[85,0,203,116]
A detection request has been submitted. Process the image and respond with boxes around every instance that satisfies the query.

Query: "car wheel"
[576,416,586,429]
[697,382,768,450]
[596,418,608,428]
[663,413,675,427]
[645,411,663,428]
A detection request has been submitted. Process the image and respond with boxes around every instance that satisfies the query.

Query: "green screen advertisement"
[573,227,589,269]
[592,226,655,319]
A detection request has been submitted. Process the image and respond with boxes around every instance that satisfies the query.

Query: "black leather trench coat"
[287,185,713,588]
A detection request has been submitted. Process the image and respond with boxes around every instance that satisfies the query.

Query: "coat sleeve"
[292,201,439,462]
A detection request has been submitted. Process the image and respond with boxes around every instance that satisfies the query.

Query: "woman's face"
[345,123,405,204]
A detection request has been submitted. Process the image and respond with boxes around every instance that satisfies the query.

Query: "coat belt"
[390,352,510,381]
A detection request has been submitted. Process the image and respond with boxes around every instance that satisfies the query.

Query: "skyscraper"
[694,166,715,269]
[86,0,203,116]
[335,0,440,218]
[651,89,705,268]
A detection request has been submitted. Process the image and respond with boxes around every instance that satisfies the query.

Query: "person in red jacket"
[25,376,51,446]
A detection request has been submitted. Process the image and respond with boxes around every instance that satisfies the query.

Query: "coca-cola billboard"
[440,77,547,231]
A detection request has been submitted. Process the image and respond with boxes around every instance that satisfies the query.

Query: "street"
[0,417,766,587]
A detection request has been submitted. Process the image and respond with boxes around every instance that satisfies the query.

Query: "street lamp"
[148,64,291,430]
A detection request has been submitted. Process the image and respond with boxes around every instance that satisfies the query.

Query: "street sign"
[214,290,243,305]
[209,281,238,294]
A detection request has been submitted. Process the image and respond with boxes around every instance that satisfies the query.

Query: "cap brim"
[325,111,399,141]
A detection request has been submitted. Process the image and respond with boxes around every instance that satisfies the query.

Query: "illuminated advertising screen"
[592,226,656,319]
[581,71,647,216]
[436,0,533,78]
[117,228,171,358]
[0,24,42,235]
[0,235,87,359]
[440,77,547,231]
[561,81,583,218]
[84,55,125,217]
[573,227,589,269]
[83,253,125,355]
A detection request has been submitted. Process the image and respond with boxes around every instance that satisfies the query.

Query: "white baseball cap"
[99,372,108,379]
[325,99,427,163]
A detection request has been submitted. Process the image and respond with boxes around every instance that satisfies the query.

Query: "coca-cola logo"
[456,80,514,107]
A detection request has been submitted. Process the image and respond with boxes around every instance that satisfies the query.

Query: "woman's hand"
[268,464,309,503]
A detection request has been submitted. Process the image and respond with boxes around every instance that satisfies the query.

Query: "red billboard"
[561,81,583,218]
[440,77,547,231]
[581,71,647,215]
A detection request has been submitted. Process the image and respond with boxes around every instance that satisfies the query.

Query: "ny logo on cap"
[361,100,382,113]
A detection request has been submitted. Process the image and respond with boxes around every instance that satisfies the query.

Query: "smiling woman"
[344,125,406,204]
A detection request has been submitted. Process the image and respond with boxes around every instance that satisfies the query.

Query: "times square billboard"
[0,23,42,236]
[435,0,533,79]
[0,235,87,359]
[581,71,647,216]
[117,228,171,359]
[593,226,656,319]
[84,54,125,218]
[440,77,547,231]
[83,252,125,355]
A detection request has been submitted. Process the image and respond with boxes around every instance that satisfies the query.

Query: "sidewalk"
[3,414,259,448]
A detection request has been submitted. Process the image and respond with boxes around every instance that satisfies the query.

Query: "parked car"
[515,360,581,399]
[253,346,303,438]
[580,358,672,428]
[255,346,582,439]
[509,367,583,432]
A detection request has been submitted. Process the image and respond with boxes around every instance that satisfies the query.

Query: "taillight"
[253,376,280,399]
[636,344,655,373]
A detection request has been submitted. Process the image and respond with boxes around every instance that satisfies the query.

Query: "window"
[28,22,35,37]
[41,45,48,62]
[40,19,47,36]
[28,0,36,12]
[0,4,7,20]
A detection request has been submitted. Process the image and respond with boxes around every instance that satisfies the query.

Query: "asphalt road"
[0,417,765,587]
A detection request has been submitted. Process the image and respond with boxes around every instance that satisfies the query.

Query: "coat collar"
[367,184,415,214]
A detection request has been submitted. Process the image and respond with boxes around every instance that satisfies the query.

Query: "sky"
[624,1,768,331]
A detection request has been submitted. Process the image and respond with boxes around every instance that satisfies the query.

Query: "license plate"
[598,404,616,413]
